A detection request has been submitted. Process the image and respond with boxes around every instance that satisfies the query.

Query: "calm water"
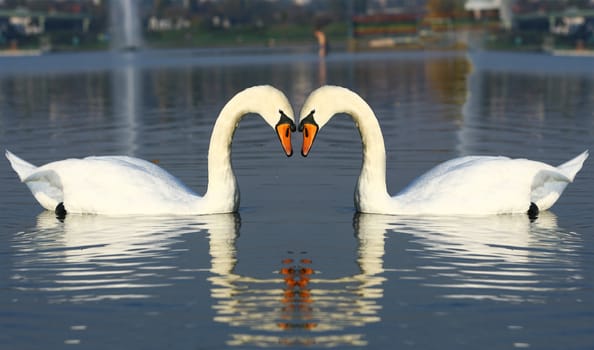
[1,48,593,349]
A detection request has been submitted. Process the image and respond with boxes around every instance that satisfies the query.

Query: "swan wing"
[25,156,200,215]
[530,169,570,210]
[21,169,64,210]
[5,150,37,180]
[394,156,569,215]
[556,150,588,181]
[402,156,506,189]
[531,151,588,210]
[84,155,191,189]
[6,150,62,210]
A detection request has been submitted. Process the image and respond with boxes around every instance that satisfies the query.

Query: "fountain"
[109,0,142,50]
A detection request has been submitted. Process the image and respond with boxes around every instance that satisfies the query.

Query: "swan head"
[298,85,354,157]
[238,85,296,157]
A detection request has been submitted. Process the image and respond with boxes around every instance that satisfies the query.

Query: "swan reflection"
[13,212,231,302]
[13,212,386,347]
[11,211,579,347]
[366,212,582,302]
[208,215,388,347]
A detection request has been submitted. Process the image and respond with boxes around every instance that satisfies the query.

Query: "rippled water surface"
[1,49,593,349]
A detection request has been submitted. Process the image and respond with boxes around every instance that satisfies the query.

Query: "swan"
[6,85,296,216]
[298,85,588,216]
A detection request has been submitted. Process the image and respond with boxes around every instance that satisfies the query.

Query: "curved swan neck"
[203,92,255,204]
[348,98,386,163]
[330,90,389,207]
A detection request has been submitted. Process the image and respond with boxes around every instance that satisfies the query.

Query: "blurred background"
[0,0,592,54]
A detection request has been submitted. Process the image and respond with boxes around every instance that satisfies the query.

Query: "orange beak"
[298,111,319,157]
[275,110,295,157]
[300,123,318,157]
[276,123,294,157]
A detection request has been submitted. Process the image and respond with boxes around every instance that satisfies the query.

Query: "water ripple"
[371,212,584,303]
[9,212,213,303]
[207,216,387,347]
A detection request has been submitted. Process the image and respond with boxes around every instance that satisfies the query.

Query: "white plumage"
[6,85,295,216]
[299,85,587,216]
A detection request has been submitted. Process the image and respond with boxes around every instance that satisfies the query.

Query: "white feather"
[300,86,588,216]
[6,86,295,216]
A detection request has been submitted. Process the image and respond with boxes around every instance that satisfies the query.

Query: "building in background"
[0,0,591,53]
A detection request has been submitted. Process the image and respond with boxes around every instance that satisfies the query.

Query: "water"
[0,48,593,349]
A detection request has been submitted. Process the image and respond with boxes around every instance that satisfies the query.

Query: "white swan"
[6,85,296,216]
[298,85,588,216]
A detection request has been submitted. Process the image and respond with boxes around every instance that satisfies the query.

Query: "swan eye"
[277,110,295,130]
[298,111,317,132]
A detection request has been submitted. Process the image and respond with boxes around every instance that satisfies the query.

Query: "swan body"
[7,85,296,216]
[299,85,588,216]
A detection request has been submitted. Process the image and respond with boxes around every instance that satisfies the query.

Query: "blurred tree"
[153,0,174,15]
[426,0,466,16]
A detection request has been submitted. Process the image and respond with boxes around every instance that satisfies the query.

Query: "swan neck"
[203,96,250,204]
[342,94,389,206]
[349,102,386,160]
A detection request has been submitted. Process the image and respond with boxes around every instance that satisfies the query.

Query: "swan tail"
[5,150,37,181]
[556,150,589,181]
[531,150,588,211]
[5,150,62,211]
